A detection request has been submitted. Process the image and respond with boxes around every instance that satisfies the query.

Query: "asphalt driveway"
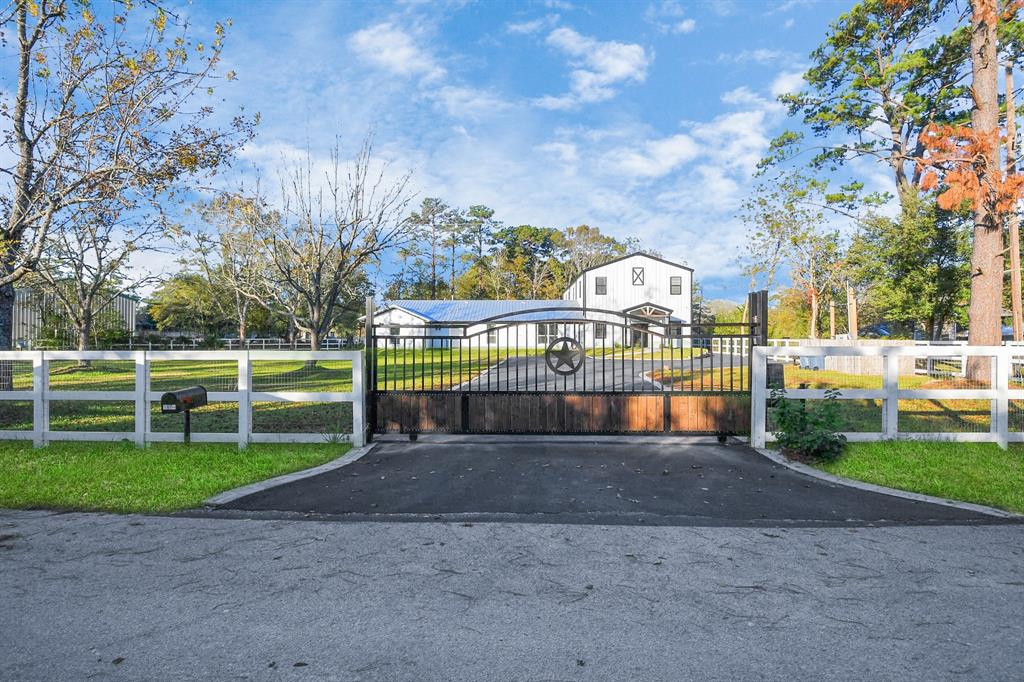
[458,352,742,391]
[222,437,1002,526]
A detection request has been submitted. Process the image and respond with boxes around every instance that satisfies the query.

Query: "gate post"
[751,346,768,448]
[365,296,375,444]
[748,290,769,347]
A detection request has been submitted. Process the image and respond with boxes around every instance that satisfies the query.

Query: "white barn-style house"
[370,253,693,349]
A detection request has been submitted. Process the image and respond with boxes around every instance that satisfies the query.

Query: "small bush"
[770,387,847,462]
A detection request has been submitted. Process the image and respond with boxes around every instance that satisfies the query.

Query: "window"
[389,326,400,346]
[632,267,644,285]
[594,323,607,340]
[595,276,607,295]
[487,324,498,345]
[537,322,558,346]
[670,276,682,295]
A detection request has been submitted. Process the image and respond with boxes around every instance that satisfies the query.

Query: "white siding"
[570,254,692,321]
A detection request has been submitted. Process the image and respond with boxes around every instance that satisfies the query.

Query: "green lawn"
[817,441,1024,514]
[0,440,350,513]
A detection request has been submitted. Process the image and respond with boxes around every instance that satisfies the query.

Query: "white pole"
[751,346,767,448]
[995,347,1009,449]
[32,351,47,448]
[352,352,365,447]
[133,351,147,447]
[884,347,899,439]
[238,352,251,449]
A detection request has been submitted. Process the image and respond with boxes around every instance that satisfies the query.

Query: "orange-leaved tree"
[899,0,1024,379]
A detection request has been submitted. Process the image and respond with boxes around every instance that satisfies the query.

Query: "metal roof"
[384,299,582,323]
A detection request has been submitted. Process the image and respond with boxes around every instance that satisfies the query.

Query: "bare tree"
[252,138,411,352]
[34,202,162,353]
[187,194,272,343]
[0,1,254,348]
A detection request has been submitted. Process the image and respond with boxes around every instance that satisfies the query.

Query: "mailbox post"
[160,386,208,444]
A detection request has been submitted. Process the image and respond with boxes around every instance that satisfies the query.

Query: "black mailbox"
[160,386,207,444]
[160,386,208,413]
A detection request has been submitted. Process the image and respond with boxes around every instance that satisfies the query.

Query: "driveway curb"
[753,446,1023,520]
[203,443,378,508]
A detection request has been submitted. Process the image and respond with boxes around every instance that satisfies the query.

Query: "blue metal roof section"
[385,299,583,323]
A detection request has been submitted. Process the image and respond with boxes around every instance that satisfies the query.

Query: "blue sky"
[176,0,876,302]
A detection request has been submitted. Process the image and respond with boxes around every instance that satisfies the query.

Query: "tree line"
[146,197,646,345]
[740,0,1024,373]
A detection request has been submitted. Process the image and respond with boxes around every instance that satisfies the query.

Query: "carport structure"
[367,291,768,437]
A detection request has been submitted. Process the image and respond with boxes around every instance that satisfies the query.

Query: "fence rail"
[0,350,364,448]
[751,344,1020,449]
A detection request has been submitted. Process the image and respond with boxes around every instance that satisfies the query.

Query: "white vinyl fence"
[0,350,364,448]
[752,344,1022,449]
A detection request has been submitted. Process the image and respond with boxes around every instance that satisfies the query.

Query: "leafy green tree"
[766,0,969,198]
[0,1,254,348]
[147,274,226,337]
[556,225,629,287]
[847,189,970,339]
[407,198,451,300]
[492,225,563,298]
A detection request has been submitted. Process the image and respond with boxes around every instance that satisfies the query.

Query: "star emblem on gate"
[545,337,585,376]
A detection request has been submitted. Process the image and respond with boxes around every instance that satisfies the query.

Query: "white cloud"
[506,14,559,34]
[784,18,795,29]
[644,1,697,34]
[610,134,700,178]
[347,23,445,82]
[672,19,697,34]
[770,70,805,96]
[536,141,579,165]
[717,49,787,65]
[433,85,512,120]
[536,27,651,109]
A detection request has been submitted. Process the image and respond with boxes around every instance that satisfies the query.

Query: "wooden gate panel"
[376,393,751,435]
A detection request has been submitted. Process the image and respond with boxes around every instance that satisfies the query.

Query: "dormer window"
[632,267,644,285]
[595,276,607,295]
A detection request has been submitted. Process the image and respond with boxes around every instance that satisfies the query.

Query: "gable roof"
[624,301,674,315]
[379,299,581,323]
[567,252,693,291]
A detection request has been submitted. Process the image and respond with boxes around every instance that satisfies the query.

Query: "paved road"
[2,511,1022,680]
[460,352,744,392]
[224,439,998,526]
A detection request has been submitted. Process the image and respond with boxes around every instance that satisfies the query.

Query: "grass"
[0,440,350,513]
[817,441,1024,514]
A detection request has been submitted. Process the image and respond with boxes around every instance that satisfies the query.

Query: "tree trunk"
[76,314,92,368]
[0,281,13,391]
[0,281,14,352]
[809,288,819,339]
[846,283,859,340]
[829,299,836,338]
[1006,62,1023,341]
[967,0,1003,381]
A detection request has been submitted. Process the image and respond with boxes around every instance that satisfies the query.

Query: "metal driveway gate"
[367,291,767,436]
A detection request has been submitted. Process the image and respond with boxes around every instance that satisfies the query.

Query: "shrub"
[770,387,847,462]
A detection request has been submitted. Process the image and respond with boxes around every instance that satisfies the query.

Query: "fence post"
[351,353,365,447]
[32,351,48,448]
[365,296,375,444]
[995,347,1009,449]
[134,351,147,447]
[884,347,899,439]
[238,352,251,449]
[751,346,767,448]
